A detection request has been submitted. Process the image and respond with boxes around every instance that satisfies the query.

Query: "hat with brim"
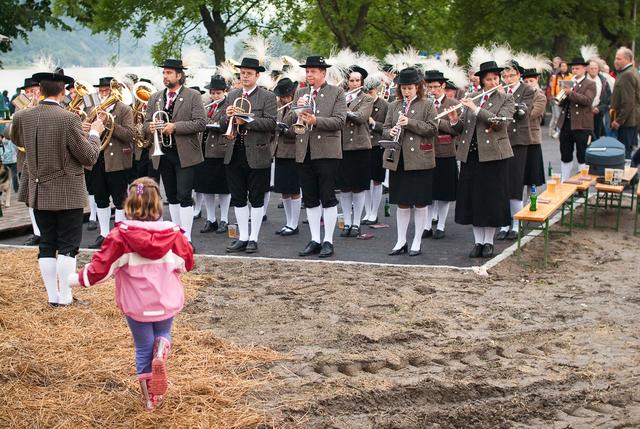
[568,57,589,66]
[424,70,447,82]
[505,60,524,75]
[139,78,153,84]
[20,77,39,90]
[397,67,421,85]
[157,59,188,70]
[238,57,266,72]
[382,64,394,73]
[31,68,74,86]
[273,78,298,96]
[204,75,227,90]
[348,65,368,82]
[475,61,504,77]
[300,56,331,69]
[94,76,114,88]
[445,80,458,90]
[522,68,541,78]
[190,86,205,94]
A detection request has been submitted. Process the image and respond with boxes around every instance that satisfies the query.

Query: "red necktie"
[166,91,176,109]
[480,95,489,107]
[508,88,513,94]
[243,92,250,99]
[208,102,217,118]
[435,99,440,110]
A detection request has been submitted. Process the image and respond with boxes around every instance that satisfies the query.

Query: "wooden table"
[514,183,577,267]
[592,167,638,230]
[562,173,598,228]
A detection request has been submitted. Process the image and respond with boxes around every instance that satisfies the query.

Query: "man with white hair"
[587,60,611,139]
[611,47,640,159]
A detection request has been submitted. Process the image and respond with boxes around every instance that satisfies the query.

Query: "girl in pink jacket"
[70,177,194,411]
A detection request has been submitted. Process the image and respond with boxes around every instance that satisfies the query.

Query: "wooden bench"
[592,167,638,230]
[562,173,598,228]
[514,183,577,267]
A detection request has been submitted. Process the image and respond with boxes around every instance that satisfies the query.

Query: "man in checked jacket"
[11,68,104,306]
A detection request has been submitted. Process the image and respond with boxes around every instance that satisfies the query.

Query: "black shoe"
[277,202,284,209]
[481,243,494,258]
[319,241,334,258]
[382,185,389,194]
[409,249,422,257]
[245,241,258,253]
[350,225,361,237]
[200,220,218,233]
[262,214,267,222]
[280,226,299,236]
[89,235,105,249]
[340,225,352,237]
[432,219,438,228]
[422,229,433,239]
[505,230,518,240]
[23,235,40,246]
[226,240,248,253]
[433,229,445,239]
[389,244,408,255]
[299,240,322,256]
[216,221,228,234]
[275,226,285,235]
[86,220,98,231]
[193,212,202,220]
[496,230,508,240]
[469,244,483,258]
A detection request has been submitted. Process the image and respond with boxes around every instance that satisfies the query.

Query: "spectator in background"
[587,60,611,139]
[550,61,572,137]
[0,90,9,119]
[610,47,640,160]
[0,128,19,192]
[9,87,20,115]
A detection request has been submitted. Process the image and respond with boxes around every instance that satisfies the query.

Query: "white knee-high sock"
[383,170,389,188]
[234,206,250,241]
[290,198,301,229]
[56,255,76,305]
[472,226,484,244]
[263,192,271,217]
[352,192,366,227]
[96,207,111,238]
[169,204,181,224]
[179,206,194,241]
[38,258,58,304]
[338,192,353,226]
[29,207,41,236]
[115,209,125,223]
[249,207,263,242]
[483,227,496,245]
[194,192,204,216]
[411,207,428,252]
[363,183,373,221]
[203,194,217,223]
[88,195,97,222]
[282,197,292,226]
[306,205,322,243]
[322,206,338,244]
[436,201,450,231]
[423,205,433,232]
[218,194,230,222]
[394,207,411,250]
[561,161,573,182]
[370,183,383,221]
[510,199,523,231]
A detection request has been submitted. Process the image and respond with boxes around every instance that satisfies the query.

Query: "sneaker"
[150,337,171,396]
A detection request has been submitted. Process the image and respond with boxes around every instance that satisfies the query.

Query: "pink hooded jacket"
[71,220,194,322]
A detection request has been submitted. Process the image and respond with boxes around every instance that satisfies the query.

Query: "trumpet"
[292,86,315,135]
[151,109,170,157]
[132,81,156,148]
[552,80,574,105]
[85,79,124,151]
[223,93,252,140]
[434,82,515,120]
[379,97,408,163]
[67,80,93,120]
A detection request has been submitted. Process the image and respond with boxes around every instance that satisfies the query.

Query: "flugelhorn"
[132,81,156,148]
[292,86,315,135]
[67,80,93,120]
[223,93,252,140]
[151,99,172,156]
[552,80,575,105]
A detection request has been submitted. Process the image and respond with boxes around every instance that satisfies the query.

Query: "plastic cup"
[546,179,557,194]
[580,166,590,177]
[228,224,239,239]
[624,159,632,175]
[337,214,345,230]
[613,169,623,185]
[552,173,561,183]
[604,168,614,184]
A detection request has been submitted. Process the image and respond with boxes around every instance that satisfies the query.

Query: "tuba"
[132,81,156,148]
[66,80,94,120]
[85,79,125,151]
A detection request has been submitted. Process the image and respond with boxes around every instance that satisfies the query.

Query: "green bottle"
[530,185,538,211]
[384,197,390,217]
[548,161,552,177]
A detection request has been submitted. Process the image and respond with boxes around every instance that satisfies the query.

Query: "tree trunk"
[552,34,569,58]
[199,5,227,65]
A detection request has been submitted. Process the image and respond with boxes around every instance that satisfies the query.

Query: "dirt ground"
[185,210,640,428]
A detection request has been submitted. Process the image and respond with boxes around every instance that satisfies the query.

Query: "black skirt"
[389,151,433,207]
[194,157,229,194]
[338,149,371,192]
[370,145,386,183]
[455,142,511,227]
[274,158,301,194]
[432,156,458,201]
[523,144,545,186]
[507,145,528,200]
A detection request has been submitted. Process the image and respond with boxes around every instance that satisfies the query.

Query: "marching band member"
[522,66,548,196]
[272,78,302,236]
[219,57,277,254]
[86,77,135,249]
[383,67,440,257]
[195,75,231,234]
[295,56,347,258]
[131,78,161,184]
[454,58,515,258]
[362,79,388,225]
[11,68,103,306]
[144,59,207,247]
[496,60,535,241]
[338,65,374,237]
[556,56,596,181]
[381,64,397,103]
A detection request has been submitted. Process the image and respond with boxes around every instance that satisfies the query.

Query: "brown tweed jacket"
[274,104,297,159]
[435,95,461,158]
[103,101,135,172]
[11,100,100,210]
[555,76,596,131]
[369,96,389,147]
[343,92,374,151]
[203,97,228,159]
[529,88,547,145]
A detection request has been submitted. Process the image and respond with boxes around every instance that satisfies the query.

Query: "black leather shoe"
[350,225,361,237]
[275,226,285,235]
[200,220,218,233]
[469,244,483,258]
[23,235,40,246]
[280,226,299,236]
[422,229,433,239]
[433,229,445,239]
[193,211,202,220]
[506,230,518,240]
[481,243,494,258]
[86,220,98,231]
[277,202,284,208]
[299,241,322,256]
[319,241,334,258]
[262,214,268,222]
[216,221,228,234]
[245,241,258,253]
[389,244,408,255]
[496,230,508,240]
[340,225,352,237]
[89,235,105,249]
[226,240,248,253]
[409,249,422,257]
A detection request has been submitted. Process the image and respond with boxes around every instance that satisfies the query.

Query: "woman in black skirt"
[522,67,547,193]
[454,61,515,258]
[362,80,388,225]
[382,68,443,256]
[195,75,231,234]
[272,78,302,236]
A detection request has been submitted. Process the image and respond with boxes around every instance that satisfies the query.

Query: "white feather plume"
[580,44,600,62]
[440,49,458,66]
[31,54,58,72]
[514,52,552,74]
[442,62,469,90]
[182,47,211,68]
[491,43,513,68]
[257,73,275,90]
[326,47,356,86]
[243,34,271,66]
[469,46,493,72]
[215,61,238,85]
[384,46,426,72]
[269,55,305,83]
